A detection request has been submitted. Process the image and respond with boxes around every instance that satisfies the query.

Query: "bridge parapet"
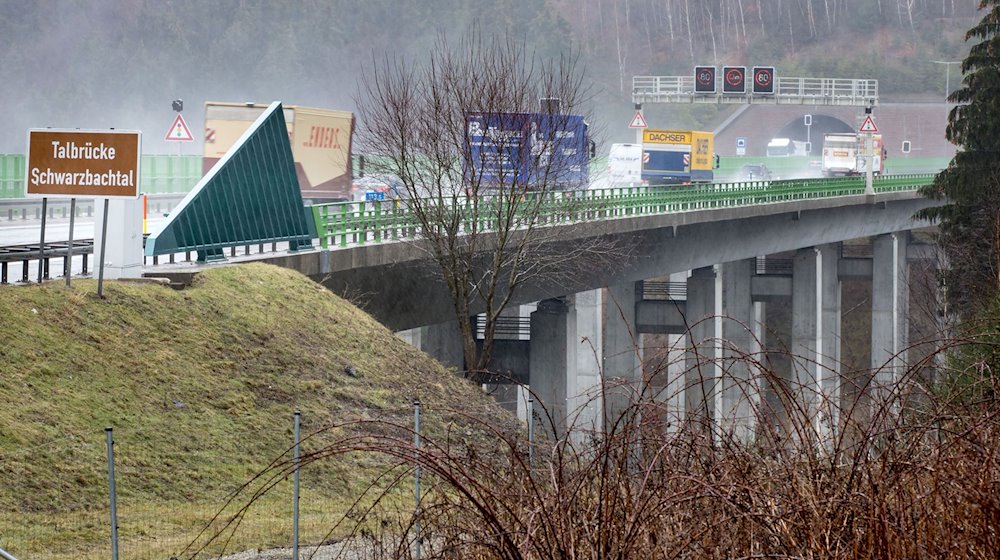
[309,175,934,250]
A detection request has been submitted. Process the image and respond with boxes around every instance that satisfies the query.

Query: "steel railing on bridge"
[310,174,934,250]
[0,174,934,284]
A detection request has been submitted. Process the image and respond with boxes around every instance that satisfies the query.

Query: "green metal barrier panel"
[310,174,935,249]
[140,155,203,194]
[0,154,26,198]
[144,102,313,261]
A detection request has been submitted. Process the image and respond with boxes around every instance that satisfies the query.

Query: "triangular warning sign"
[859,115,879,133]
[165,114,194,142]
[628,111,648,129]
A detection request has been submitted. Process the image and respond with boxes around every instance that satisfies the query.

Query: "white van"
[607,143,643,186]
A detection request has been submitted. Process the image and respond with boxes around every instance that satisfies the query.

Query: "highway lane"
[0,216,169,284]
[0,216,168,247]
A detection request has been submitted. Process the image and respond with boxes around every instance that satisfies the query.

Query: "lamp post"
[930,60,960,102]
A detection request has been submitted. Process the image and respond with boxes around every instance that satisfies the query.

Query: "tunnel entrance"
[772,115,854,156]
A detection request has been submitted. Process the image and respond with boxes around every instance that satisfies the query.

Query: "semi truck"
[607,129,717,186]
[464,111,591,190]
[642,129,715,185]
[821,132,884,177]
[203,101,354,203]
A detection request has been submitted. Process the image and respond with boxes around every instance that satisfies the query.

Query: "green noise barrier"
[144,101,313,261]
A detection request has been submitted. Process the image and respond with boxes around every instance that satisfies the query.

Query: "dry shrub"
[197,345,999,560]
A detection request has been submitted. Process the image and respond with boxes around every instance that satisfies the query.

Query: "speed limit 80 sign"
[753,66,775,94]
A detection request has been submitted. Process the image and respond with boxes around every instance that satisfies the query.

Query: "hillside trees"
[920,0,1000,317]
[354,32,629,375]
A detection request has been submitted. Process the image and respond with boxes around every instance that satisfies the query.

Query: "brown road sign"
[26,129,141,198]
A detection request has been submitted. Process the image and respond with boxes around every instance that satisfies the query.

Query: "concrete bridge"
[254,186,938,441]
[142,102,944,443]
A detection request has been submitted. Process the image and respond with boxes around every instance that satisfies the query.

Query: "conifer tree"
[920,0,1000,317]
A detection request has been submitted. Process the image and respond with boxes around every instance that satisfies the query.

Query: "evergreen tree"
[919,0,1000,318]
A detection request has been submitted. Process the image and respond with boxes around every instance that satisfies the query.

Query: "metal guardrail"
[310,175,934,250]
[1,175,932,285]
[0,193,184,222]
[0,239,94,283]
[0,236,284,284]
[632,75,878,106]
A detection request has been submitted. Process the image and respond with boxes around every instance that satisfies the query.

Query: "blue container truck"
[465,111,591,190]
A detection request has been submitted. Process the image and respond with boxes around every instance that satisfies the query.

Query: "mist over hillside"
[0,0,978,153]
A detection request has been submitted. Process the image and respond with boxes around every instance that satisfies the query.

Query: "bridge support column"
[685,266,720,432]
[418,320,465,371]
[572,289,603,438]
[720,259,757,443]
[871,232,909,407]
[530,298,576,439]
[819,243,843,439]
[791,244,843,445]
[603,281,641,431]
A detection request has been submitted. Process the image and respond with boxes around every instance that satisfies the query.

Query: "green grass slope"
[0,263,516,559]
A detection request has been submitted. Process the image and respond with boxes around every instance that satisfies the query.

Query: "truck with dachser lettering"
[203,101,354,203]
[638,129,717,185]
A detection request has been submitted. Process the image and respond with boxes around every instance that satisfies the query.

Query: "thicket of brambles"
[207,332,996,559]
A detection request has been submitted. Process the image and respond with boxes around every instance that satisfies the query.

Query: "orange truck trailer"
[203,101,355,203]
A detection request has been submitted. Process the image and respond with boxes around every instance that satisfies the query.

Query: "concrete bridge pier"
[790,244,843,446]
[647,271,689,434]
[871,232,910,411]
[685,266,720,434]
[720,258,759,443]
[411,320,465,371]
[571,289,604,440]
[529,298,576,439]
[602,281,642,433]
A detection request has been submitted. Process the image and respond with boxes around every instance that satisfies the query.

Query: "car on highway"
[738,163,773,181]
[350,175,405,202]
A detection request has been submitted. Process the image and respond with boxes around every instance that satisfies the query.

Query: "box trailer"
[203,102,354,203]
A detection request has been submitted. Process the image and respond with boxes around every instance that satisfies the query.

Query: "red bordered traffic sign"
[165,114,194,142]
[859,115,879,133]
[628,111,648,129]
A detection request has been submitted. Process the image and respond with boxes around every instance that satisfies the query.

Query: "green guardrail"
[310,174,935,250]
[0,154,203,198]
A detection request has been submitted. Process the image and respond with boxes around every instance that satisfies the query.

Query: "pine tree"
[920,0,1000,318]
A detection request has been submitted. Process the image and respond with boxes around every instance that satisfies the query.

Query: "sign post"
[859,115,879,196]
[165,113,194,157]
[628,108,648,144]
[26,129,141,296]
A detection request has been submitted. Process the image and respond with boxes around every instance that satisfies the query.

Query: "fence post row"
[105,427,120,560]
[293,410,301,560]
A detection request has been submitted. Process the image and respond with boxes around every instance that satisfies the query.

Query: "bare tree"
[355,31,628,376]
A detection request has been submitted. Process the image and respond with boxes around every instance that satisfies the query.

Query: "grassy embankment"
[0,264,516,560]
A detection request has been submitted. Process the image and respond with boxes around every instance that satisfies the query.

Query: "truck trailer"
[203,102,355,203]
[821,132,883,177]
[464,111,591,190]
[608,129,716,187]
[641,129,715,185]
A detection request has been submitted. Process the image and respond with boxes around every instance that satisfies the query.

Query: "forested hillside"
[0,0,979,152]
[555,0,977,100]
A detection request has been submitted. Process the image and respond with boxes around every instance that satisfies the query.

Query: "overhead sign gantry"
[633,68,878,107]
